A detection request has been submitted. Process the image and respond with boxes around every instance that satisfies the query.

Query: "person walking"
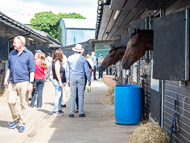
[90,52,97,80]
[52,49,66,116]
[98,54,104,78]
[30,52,47,108]
[4,36,35,132]
[45,53,52,81]
[66,44,91,118]
[61,52,67,108]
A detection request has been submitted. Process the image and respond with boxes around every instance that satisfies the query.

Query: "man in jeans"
[4,36,35,132]
[66,44,91,118]
[90,52,97,80]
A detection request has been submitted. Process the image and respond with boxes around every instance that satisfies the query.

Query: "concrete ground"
[0,77,138,143]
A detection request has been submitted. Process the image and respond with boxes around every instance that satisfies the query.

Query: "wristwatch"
[30,81,34,84]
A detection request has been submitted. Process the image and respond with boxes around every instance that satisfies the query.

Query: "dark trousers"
[98,67,103,78]
[93,66,97,80]
[31,78,45,107]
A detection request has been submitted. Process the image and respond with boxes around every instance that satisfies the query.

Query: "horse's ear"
[133,29,136,34]
[110,44,114,48]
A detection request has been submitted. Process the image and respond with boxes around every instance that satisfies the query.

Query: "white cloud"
[0,0,97,22]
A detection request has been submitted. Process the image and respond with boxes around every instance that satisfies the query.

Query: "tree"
[30,11,86,41]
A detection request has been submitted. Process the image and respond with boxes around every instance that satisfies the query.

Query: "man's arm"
[4,69,10,86]
[27,53,35,92]
[84,60,91,85]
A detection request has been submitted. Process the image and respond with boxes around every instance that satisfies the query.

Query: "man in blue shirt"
[66,44,91,118]
[91,52,97,80]
[4,36,35,132]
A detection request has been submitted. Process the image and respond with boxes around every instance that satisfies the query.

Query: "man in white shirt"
[61,52,67,107]
[45,53,52,81]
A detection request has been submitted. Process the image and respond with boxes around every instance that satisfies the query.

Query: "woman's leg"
[37,79,45,107]
[52,79,62,112]
[58,82,63,111]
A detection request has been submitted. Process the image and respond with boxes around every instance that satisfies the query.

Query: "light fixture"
[105,32,109,38]
[114,10,120,20]
[28,37,34,41]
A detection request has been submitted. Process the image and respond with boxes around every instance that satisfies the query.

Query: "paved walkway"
[0,78,138,143]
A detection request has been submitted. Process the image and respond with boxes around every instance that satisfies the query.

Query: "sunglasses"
[17,36,23,44]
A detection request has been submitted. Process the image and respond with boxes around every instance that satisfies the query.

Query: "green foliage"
[57,26,62,43]
[58,12,86,19]
[30,11,85,42]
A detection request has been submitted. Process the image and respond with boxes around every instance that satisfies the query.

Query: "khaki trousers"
[7,81,30,126]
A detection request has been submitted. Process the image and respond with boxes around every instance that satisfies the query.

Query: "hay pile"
[106,86,115,105]
[130,122,169,143]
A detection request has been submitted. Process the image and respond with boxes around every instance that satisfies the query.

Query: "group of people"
[3,36,100,133]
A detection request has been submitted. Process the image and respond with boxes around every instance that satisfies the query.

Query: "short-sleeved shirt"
[35,60,45,79]
[90,55,96,66]
[8,47,35,83]
[98,57,104,67]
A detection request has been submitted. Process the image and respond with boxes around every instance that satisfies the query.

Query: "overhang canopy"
[96,0,190,40]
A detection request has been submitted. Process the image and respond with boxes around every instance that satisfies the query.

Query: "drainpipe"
[160,9,164,128]
[161,80,164,128]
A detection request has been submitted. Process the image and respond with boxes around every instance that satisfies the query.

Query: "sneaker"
[69,114,74,118]
[58,110,64,115]
[18,126,25,133]
[9,121,18,129]
[79,113,86,117]
[53,111,63,116]
[61,104,66,108]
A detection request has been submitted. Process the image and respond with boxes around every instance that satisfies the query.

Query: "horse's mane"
[114,45,126,49]
[130,29,153,39]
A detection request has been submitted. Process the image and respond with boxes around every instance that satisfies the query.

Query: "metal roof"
[62,18,96,29]
[95,0,190,40]
[0,11,61,46]
[0,11,48,42]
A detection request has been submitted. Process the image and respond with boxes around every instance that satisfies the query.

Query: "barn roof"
[61,18,96,29]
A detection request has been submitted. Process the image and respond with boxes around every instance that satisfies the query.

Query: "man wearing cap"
[34,50,42,59]
[66,44,91,118]
[4,36,35,132]
[98,54,104,78]
[90,52,97,80]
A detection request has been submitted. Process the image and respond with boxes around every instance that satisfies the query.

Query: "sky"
[0,0,98,22]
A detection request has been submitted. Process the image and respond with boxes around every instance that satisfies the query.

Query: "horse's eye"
[131,44,136,48]
[109,49,113,53]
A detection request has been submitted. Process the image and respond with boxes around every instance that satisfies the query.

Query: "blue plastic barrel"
[115,84,142,125]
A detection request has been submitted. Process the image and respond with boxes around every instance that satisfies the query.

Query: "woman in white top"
[86,54,93,69]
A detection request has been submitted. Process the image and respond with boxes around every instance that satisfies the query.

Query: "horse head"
[100,44,126,71]
[122,28,153,69]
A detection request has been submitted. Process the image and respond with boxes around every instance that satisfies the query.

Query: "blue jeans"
[52,79,63,112]
[70,75,85,114]
[31,78,45,107]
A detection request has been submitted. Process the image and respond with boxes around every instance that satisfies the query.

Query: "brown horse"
[122,28,153,69]
[100,44,126,71]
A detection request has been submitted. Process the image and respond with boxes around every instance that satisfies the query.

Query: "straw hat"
[72,44,84,52]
